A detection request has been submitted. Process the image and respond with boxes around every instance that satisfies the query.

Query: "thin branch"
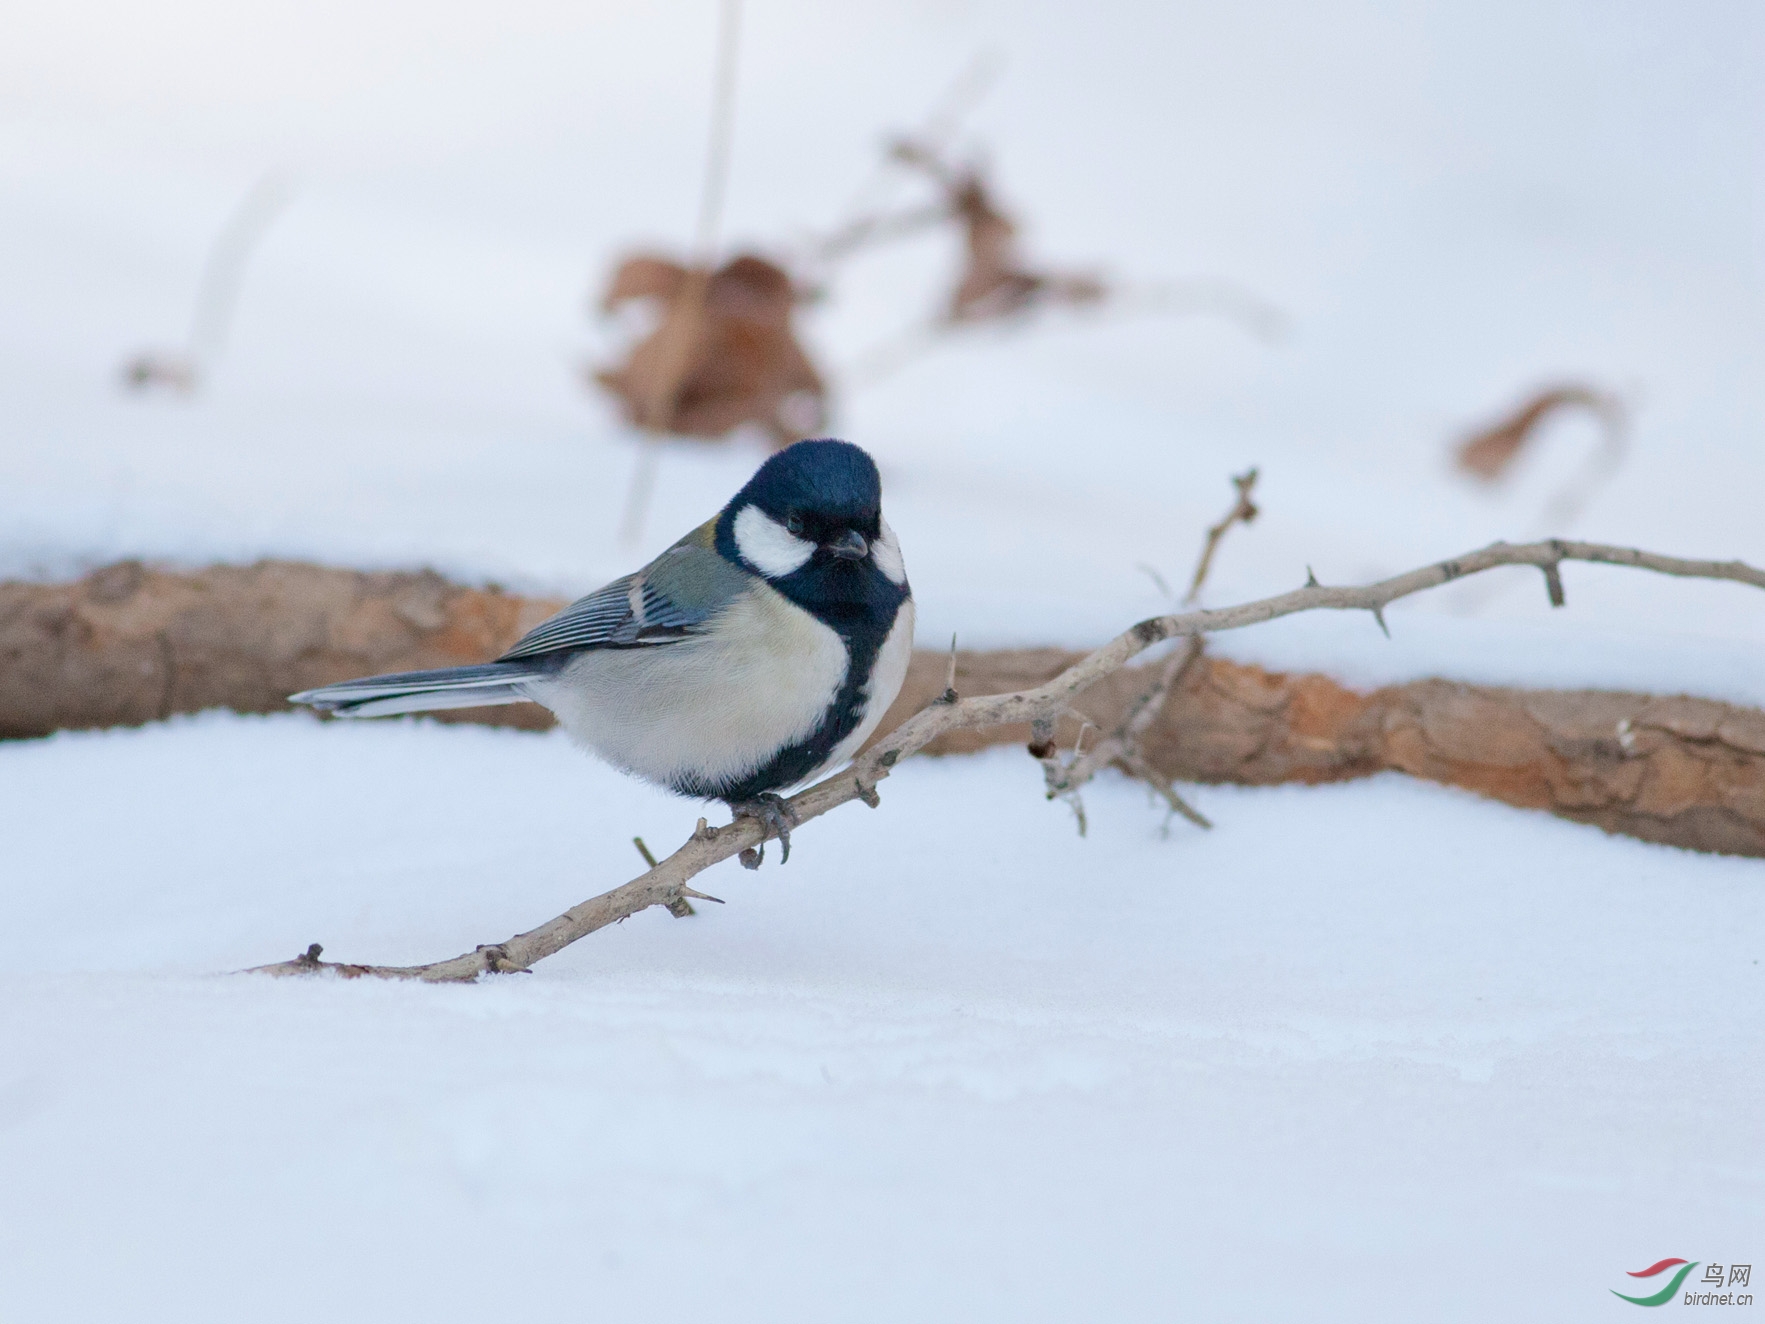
[694,0,744,262]
[121,173,294,393]
[814,202,951,266]
[245,539,1765,983]
[1186,467,1260,604]
[617,0,744,546]
[1055,466,1261,821]
[810,50,1003,273]
[617,437,666,547]
[1038,635,1208,824]
[1121,750,1212,831]
[188,174,296,362]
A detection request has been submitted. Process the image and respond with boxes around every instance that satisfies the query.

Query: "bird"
[289,438,914,865]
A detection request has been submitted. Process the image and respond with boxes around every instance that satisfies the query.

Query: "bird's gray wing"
[498,528,751,661]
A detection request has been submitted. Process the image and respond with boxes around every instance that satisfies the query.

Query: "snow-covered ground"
[2,1,1762,1318]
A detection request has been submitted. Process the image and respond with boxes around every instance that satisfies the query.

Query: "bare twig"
[1047,466,1261,826]
[245,539,1765,983]
[613,0,746,545]
[1186,467,1260,605]
[808,51,1003,275]
[121,173,294,394]
[1122,749,1212,832]
[694,0,744,263]
[618,440,666,547]
[1036,635,1210,831]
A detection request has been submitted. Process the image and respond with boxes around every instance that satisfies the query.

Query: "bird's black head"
[715,438,907,617]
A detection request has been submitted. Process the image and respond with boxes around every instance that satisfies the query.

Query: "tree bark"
[5,559,1762,859]
[0,559,564,738]
[884,649,1765,859]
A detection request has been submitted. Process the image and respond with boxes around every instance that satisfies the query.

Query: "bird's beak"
[826,529,869,561]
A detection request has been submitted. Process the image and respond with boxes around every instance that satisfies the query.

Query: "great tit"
[290,438,914,859]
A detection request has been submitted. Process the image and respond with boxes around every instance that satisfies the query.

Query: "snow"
[2,0,1763,1317]
[4,716,1761,1319]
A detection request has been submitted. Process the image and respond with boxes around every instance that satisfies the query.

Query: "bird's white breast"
[536,582,848,792]
[805,595,916,783]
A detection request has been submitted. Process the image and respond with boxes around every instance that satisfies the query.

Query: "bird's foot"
[731,792,797,868]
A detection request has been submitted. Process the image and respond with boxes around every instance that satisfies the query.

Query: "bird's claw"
[732,792,797,868]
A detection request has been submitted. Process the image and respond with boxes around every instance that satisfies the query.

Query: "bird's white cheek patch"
[872,518,907,585]
[734,504,815,578]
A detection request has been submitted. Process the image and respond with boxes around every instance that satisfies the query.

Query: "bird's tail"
[289,662,545,718]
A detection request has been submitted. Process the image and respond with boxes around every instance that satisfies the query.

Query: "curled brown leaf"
[592,252,827,449]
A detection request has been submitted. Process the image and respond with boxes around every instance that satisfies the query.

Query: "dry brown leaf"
[591,251,827,449]
[1454,383,1625,482]
[889,139,1108,324]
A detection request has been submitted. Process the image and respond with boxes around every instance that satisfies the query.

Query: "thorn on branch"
[665,869,719,915]
[1371,605,1390,638]
[1305,565,1320,588]
[1542,562,1566,608]
[940,632,960,703]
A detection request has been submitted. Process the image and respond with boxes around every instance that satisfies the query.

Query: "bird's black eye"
[785,512,805,537]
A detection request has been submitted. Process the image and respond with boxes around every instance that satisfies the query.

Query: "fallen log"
[0,559,565,738]
[4,559,1762,858]
[896,648,1765,859]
